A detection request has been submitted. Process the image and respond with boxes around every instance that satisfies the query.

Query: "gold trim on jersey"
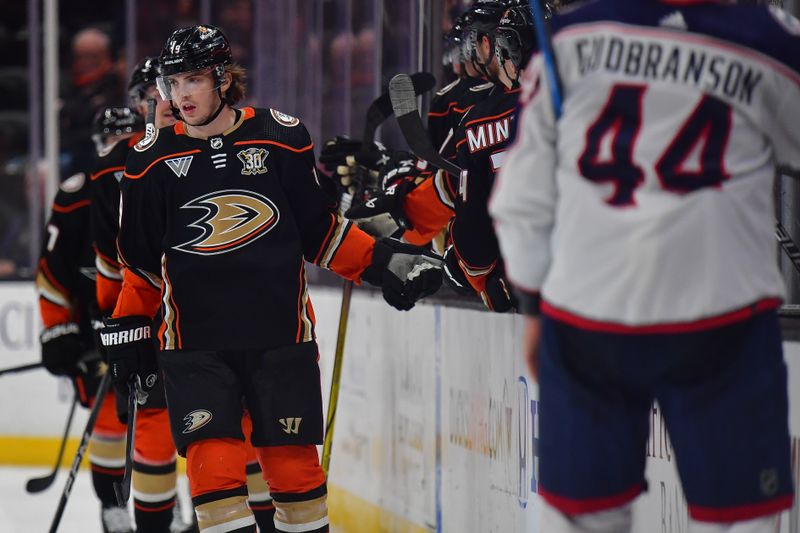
[433,169,455,209]
[160,255,178,350]
[96,255,123,281]
[319,216,350,270]
[36,271,70,308]
[458,258,494,279]
[296,261,313,343]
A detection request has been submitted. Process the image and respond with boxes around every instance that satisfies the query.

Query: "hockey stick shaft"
[322,279,353,475]
[0,362,42,376]
[26,395,79,493]
[389,74,464,178]
[322,76,435,474]
[113,378,139,506]
[529,0,563,118]
[49,372,112,533]
[776,221,800,274]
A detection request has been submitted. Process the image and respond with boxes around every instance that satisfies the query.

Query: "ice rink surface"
[0,465,194,532]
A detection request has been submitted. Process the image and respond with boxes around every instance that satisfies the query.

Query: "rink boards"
[1,281,800,532]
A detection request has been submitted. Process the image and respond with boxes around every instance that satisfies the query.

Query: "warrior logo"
[279,417,302,434]
[237,147,269,176]
[174,189,279,255]
[182,409,213,434]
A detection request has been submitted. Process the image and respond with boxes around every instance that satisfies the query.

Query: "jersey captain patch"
[270,109,300,127]
[174,189,280,255]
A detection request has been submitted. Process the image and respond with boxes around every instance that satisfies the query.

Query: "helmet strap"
[194,89,227,127]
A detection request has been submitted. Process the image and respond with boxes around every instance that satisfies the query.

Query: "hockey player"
[318,3,496,236]
[38,111,137,533]
[490,1,798,531]
[103,24,441,533]
[93,59,275,533]
[342,1,530,314]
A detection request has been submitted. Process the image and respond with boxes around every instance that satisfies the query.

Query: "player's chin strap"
[169,88,227,126]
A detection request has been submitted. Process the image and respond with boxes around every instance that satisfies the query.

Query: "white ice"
[0,465,194,533]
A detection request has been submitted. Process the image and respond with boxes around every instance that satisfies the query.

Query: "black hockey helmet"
[128,56,160,105]
[91,106,144,152]
[159,24,232,77]
[463,0,508,72]
[156,25,232,101]
[443,14,469,67]
[93,106,144,137]
[495,5,538,75]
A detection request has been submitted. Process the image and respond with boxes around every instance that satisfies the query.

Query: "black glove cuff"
[361,238,394,286]
[513,287,541,317]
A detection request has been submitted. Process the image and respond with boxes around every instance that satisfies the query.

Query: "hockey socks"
[246,461,275,532]
[193,488,257,533]
[133,459,178,532]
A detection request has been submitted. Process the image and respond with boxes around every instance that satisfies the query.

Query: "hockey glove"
[479,270,518,314]
[319,135,415,195]
[72,354,105,408]
[101,315,159,394]
[345,178,416,238]
[441,245,475,296]
[362,238,443,311]
[40,323,86,377]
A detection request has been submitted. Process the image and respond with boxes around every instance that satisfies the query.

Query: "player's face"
[478,35,500,73]
[161,69,219,125]
[141,85,177,129]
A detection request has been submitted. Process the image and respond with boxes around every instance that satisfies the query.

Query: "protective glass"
[156,68,222,101]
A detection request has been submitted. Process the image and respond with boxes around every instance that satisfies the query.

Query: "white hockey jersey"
[490,0,800,330]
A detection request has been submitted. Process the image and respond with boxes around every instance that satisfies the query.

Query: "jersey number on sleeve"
[578,84,732,206]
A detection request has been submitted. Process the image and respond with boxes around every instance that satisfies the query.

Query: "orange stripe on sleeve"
[39,298,72,328]
[90,165,125,181]
[327,225,375,282]
[96,276,123,314]
[402,180,454,245]
[113,268,162,318]
[52,199,91,213]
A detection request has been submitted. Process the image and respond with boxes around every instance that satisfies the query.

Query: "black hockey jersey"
[90,135,140,313]
[427,77,493,151]
[450,84,521,293]
[36,172,97,347]
[118,107,376,351]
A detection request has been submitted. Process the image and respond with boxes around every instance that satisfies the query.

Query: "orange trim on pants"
[94,389,127,437]
[187,438,248,499]
[135,408,177,464]
[256,445,325,495]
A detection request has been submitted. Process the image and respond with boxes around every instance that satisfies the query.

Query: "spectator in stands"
[59,27,123,178]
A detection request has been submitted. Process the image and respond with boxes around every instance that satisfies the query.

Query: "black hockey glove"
[72,354,105,408]
[101,315,159,393]
[362,238,443,311]
[319,135,414,195]
[344,177,416,238]
[441,245,475,296]
[40,323,85,377]
[479,270,518,314]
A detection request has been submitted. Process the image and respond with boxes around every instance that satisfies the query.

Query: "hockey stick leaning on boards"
[321,72,436,475]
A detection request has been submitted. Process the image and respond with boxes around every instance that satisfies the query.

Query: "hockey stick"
[0,362,42,376]
[49,372,112,533]
[113,376,141,506]
[529,0,563,119]
[322,279,352,475]
[26,395,79,493]
[322,77,436,474]
[776,221,800,275]
[389,73,464,178]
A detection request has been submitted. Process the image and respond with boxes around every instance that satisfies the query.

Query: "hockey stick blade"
[362,72,436,146]
[0,362,42,377]
[389,74,463,178]
[26,396,79,493]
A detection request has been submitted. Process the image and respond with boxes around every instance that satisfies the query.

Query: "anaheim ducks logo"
[174,189,280,255]
[182,409,213,434]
